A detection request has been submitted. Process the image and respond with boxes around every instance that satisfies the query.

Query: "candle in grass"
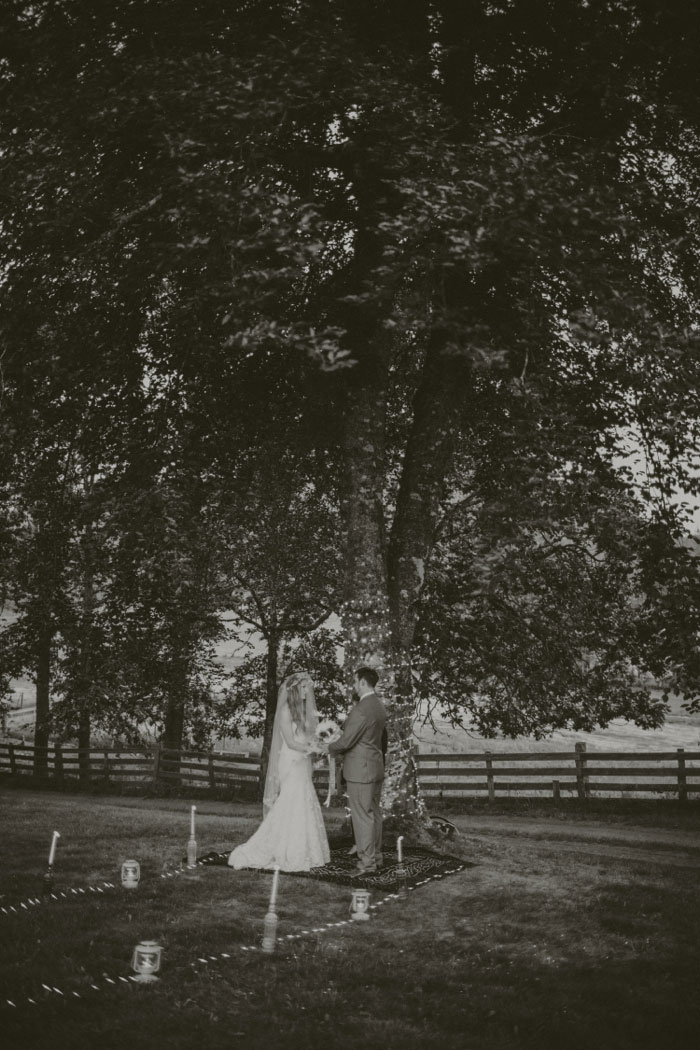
[396,835,404,864]
[262,866,281,953]
[48,831,60,867]
[269,865,280,909]
[189,805,196,839]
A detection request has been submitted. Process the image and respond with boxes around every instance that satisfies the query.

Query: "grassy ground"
[2,789,700,1050]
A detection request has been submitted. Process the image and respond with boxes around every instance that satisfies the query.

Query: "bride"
[228,670,331,872]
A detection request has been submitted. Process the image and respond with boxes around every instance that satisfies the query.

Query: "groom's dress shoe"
[347,845,358,856]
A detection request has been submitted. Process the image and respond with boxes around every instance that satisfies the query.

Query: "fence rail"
[1,741,700,800]
[416,744,700,801]
[0,743,265,793]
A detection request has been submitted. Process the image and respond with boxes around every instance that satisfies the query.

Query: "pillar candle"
[190,805,196,838]
[48,831,60,866]
[269,865,280,909]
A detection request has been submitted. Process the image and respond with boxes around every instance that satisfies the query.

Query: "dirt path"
[449,812,700,869]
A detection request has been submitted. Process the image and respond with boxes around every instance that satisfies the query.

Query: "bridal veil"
[263,671,319,816]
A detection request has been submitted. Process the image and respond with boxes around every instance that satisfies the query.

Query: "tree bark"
[78,523,95,785]
[78,706,91,786]
[33,618,52,777]
[162,673,187,784]
[162,693,185,751]
[384,337,472,818]
[335,102,474,827]
[388,339,472,651]
[340,336,472,826]
[340,349,425,820]
[259,628,281,800]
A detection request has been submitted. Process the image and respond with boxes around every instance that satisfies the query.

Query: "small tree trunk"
[33,619,52,777]
[162,695,185,750]
[259,629,281,801]
[78,541,95,785]
[78,707,91,786]
[162,688,186,785]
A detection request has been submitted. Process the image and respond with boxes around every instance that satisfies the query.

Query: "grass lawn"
[2,789,700,1050]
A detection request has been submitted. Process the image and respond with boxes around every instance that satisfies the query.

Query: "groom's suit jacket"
[329,692,387,784]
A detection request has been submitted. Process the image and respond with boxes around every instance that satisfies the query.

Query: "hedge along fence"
[1,741,700,801]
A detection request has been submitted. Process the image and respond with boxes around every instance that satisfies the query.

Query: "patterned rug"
[194,835,472,893]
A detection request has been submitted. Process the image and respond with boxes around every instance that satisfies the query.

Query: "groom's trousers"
[346,778,383,869]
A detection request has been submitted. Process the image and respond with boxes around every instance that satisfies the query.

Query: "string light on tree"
[339,595,428,822]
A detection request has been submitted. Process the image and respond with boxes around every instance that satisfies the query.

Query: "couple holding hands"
[228,667,387,875]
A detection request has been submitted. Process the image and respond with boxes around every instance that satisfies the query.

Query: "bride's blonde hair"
[284,672,314,733]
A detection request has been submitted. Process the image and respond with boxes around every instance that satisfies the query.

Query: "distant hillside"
[412,694,700,756]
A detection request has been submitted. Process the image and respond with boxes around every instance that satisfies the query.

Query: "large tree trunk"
[340,353,420,819]
[335,56,475,824]
[341,371,429,825]
[386,336,472,815]
[341,334,472,828]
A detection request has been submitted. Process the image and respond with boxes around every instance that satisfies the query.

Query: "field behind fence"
[1,741,700,800]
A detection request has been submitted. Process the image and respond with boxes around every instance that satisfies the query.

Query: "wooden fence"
[417,743,700,801]
[0,743,263,793]
[1,741,699,800]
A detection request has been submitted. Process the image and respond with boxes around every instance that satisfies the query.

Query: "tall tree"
[2,1,699,829]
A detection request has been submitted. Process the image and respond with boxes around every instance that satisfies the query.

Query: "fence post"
[677,748,687,803]
[54,744,64,781]
[433,754,442,801]
[152,744,162,785]
[208,754,216,790]
[575,743,589,799]
[9,742,16,776]
[78,745,91,786]
[552,778,561,803]
[485,751,495,801]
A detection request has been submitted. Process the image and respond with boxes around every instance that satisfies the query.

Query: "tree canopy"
[1,1,699,817]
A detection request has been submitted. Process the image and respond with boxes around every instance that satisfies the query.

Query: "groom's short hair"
[355,666,379,689]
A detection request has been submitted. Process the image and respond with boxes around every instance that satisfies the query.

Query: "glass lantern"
[121,860,141,889]
[350,888,371,921]
[131,940,163,982]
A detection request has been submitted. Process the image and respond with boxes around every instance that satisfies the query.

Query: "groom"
[328,666,387,874]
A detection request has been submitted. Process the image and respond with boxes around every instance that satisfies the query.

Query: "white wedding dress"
[228,723,331,872]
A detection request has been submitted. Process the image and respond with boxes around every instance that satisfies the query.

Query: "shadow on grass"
[438,795,700,825]
[3,936,699,1050]
[2,792,700,1050]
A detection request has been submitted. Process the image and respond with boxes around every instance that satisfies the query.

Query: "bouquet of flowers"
[312,720,342,806]
[314,719,342,748]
